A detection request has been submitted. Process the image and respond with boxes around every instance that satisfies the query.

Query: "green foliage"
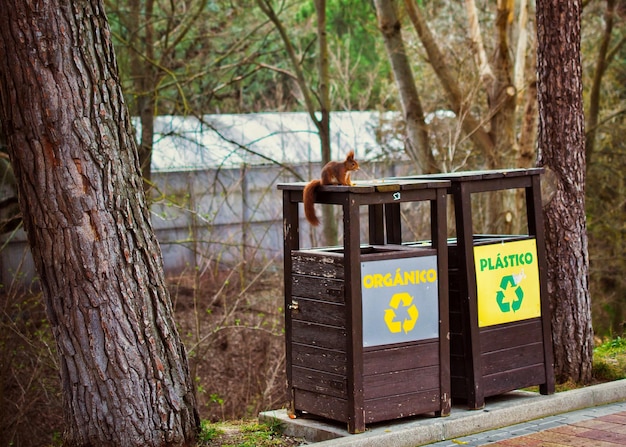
[197,421,288,447]
[581,1,626,338]
[198,420,224,444]
[210,393,225,406]
[585,98,626,337]
[595,336,626,357]
[106,0,284,114]
[593,337,626,382]
[545,337,626,391]
[106,0,389,114]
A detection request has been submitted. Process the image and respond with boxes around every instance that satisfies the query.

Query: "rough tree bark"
[0,1,200,445]
[536,0,594,384]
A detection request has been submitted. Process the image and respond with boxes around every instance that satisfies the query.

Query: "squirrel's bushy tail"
[303,179,321,226]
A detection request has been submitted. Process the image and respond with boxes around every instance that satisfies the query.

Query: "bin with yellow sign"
[408,169,555,410]
[278,178,451,434]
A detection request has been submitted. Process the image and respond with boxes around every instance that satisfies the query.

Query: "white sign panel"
[361,256,439,347]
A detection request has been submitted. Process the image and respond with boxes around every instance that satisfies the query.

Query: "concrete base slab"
[259,379,626,446]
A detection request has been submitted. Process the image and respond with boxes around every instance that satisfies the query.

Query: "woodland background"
[0,0,624,445]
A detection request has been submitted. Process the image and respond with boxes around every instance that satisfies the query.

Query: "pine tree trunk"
[0,1,200,445]
[536,0,594,384]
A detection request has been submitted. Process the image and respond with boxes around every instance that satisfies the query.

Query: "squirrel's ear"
[347,150,355,160]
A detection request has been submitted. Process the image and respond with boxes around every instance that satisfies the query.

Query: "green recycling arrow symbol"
[496,274,524,313]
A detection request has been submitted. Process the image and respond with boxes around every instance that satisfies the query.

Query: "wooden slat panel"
[364,390,441,423]
[292,343,347,375]
[451,377,468,400]
[448,284,462,298]
[463,175,535,194]
[450,332,465,357]
[363,340,439,375]
[363,366,439,400]
[479,319,543,353]
[449,313,464,338]
[292,274,345,303]
[481,342,545,376]
[450,353,467,373]
[447,273,463,314]
[292,252,344,279]
[294,388,348,423]
[292,366,347,399]
[448,245,461,266]
[448,259,460,271]
[291,320,347,350]
[483,364,547,397]
[291,297,346,328]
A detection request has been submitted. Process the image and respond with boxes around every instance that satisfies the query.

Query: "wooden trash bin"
[405,169,555,410]
[278,179,451,433]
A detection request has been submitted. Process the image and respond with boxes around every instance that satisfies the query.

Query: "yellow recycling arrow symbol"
[384,309,402,333]
[384,292,419,334]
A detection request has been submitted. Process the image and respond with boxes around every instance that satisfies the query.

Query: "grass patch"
[523,336,626,393]
[593,336,626,381]
[198,420,225,444]
[197,420,301,447]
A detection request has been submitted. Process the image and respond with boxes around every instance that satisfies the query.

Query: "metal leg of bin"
[432,187,452,416]
[526,174,556,395]
[283,190,300,416]
[344,195,365,434]
[453,181,485,410]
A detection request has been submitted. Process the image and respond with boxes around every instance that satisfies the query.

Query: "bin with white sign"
[406,169,555,410]
[278,179,451,434]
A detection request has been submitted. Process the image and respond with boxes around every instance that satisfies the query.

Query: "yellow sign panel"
[474,239,541,327]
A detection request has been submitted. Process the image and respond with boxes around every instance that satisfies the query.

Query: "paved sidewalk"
[429,400,626,446]
[260,379,626,446]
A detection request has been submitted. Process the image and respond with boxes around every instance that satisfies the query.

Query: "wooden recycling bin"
[278,179,451,433]
[406,169,555,410]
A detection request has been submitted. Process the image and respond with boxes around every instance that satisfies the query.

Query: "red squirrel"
[303,150,359,226]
